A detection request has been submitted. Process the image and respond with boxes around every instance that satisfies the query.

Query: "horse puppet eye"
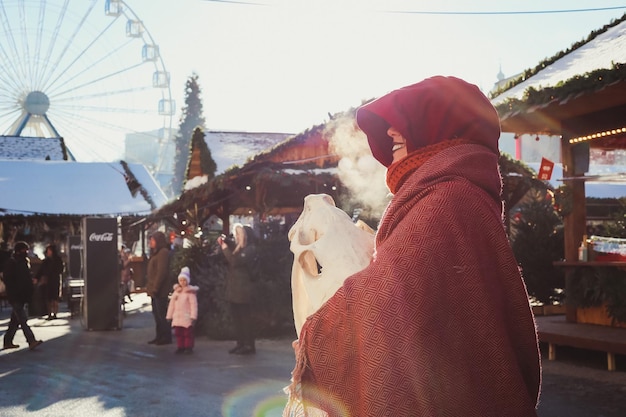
[298,250,321,277]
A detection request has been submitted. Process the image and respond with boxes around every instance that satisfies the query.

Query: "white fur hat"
[178,266,191,284]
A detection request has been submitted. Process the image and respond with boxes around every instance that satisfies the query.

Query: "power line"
[201,1,626,15]
[384,6,626,15]
[201,0,266,5]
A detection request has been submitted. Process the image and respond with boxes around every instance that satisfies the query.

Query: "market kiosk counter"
[551,237,626,371]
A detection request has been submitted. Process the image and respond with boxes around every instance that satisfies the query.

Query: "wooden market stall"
[492,13,626,369]
[149,124,343,237]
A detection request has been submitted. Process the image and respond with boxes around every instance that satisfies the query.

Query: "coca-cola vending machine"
[81,217,122,330]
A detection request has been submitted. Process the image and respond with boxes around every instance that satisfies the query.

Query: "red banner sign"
[538,157,555,180]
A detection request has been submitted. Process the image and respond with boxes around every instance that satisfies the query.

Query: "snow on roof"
[492,19,626,105]
[282,167,337,175]
[0,135,70,161]
[205,130,293,174]
[0,160,168,216]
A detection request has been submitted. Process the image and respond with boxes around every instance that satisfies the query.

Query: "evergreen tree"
[171,73,206,196]
[499,154,566,304]
[511,190,565,304]
[184,127,217,186]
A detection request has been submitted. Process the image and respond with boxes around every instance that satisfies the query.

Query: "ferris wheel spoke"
[43,15,121,94]
[0,54,26,93]
[0,107,21,122]
[55,103,155,115]
[0,96,19,109]
[0,44,19,88]
[0,63,23,93]
[0,112,19,127]
[18,0,35,86]
[38,0,98,93]
[53,111,126,160]
[46,36,135,97]
[0,2,28,91]
[0,95,14,107]
[59,133,109,161]
[0,110,22,135]
[50,61,146,98]
[53,105,154,133]
[55,106,165,162]
[36,0,70,90]
[31,0,49,88]
[53,85,153,104]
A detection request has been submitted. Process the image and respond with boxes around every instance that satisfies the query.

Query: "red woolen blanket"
[287,144,541,417]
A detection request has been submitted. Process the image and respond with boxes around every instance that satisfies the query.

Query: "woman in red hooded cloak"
[285,76,541,417]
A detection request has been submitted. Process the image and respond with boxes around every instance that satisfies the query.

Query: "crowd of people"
[1,224,261,358]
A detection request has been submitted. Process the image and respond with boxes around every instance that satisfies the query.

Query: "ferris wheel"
[0,0,175,163]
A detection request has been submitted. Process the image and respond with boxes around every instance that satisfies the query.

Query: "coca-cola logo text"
[89,232,114,242]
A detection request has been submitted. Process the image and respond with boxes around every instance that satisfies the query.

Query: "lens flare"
[221,382,288,417]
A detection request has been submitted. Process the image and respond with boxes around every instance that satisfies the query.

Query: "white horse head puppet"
[288,193,375,338]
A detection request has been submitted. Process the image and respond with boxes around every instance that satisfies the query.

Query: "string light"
[569,127,626,144]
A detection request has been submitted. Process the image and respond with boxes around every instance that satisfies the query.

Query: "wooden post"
[561,135,587,262]
[607,352,616,371]
[548,343,556,361]
[561,133,588,323]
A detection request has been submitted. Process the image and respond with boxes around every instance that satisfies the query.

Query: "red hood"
[356,76,501,167]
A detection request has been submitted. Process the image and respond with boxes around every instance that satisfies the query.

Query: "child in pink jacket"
[166,267,199,354]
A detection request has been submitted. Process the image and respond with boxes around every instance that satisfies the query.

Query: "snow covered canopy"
[492,15,626,136]
[205,130,293,174]
[0,160,168,216]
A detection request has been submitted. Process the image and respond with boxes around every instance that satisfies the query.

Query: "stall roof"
[0,160,168,216]
[492,19,626,106]
[0,135,71,161]
[492,16,626,135]
[205,130,294,174]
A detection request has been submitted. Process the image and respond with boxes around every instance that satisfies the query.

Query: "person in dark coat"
[218,224,258,355]
[2,241,43,351]
[145,231,172,345]
[34,244,65,320]
[0,241,10,270]
[119,245,133,303]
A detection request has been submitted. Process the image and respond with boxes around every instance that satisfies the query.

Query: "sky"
[129,0,626,134]
[1,0,626,161]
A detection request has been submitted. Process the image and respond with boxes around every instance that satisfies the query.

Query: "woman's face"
[387,127,408,164]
